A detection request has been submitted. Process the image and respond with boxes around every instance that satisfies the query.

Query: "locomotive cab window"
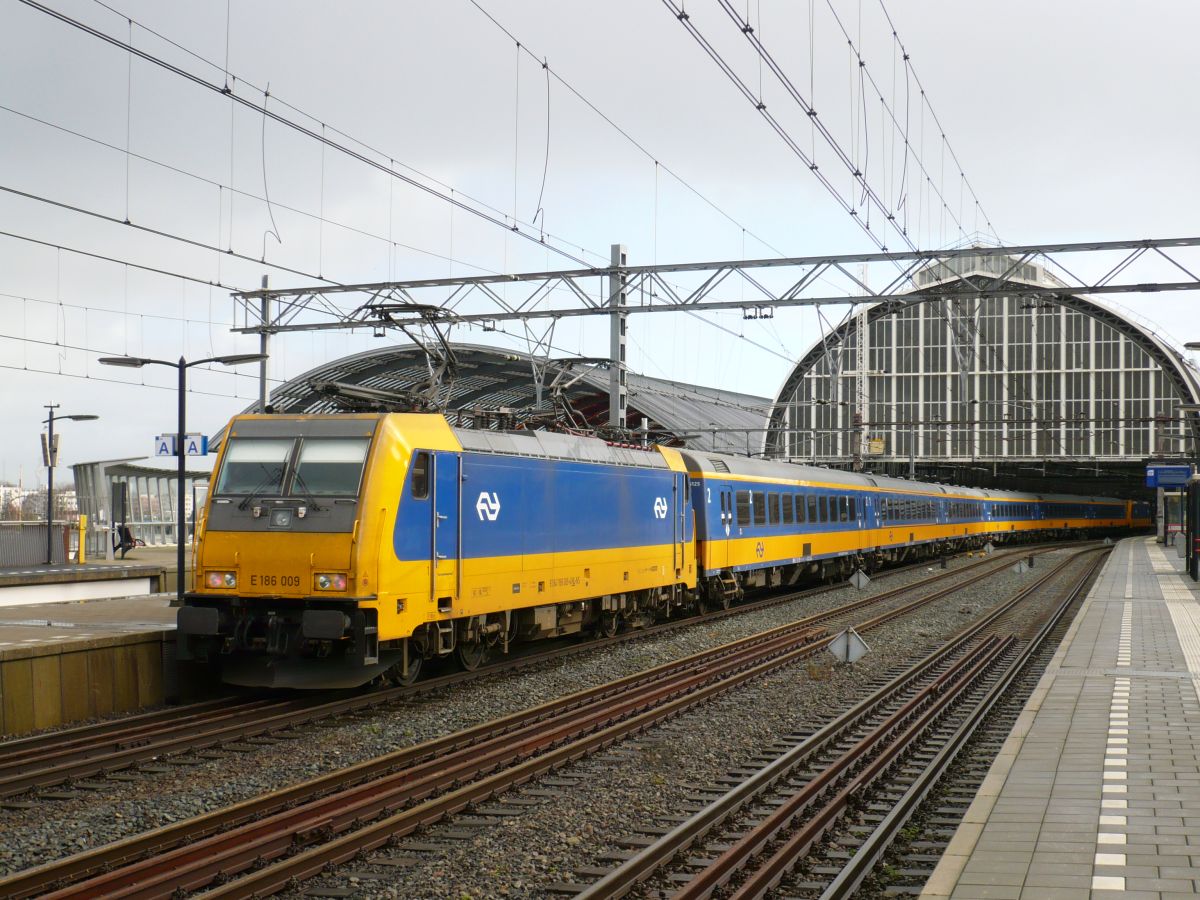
[411,451,430,499]
[214,438,293,495]
[292,438,370,496]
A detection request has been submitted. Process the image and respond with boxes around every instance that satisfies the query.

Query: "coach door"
[711,482,734,570]
[431,452,461,607]
[672,473,687,578]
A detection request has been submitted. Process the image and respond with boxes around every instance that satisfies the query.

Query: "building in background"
[765,253,1200,497]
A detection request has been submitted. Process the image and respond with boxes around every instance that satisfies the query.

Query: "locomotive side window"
[214,438,293,495]
[292,438,370,496]
[736,490,752,526]
[753,491,766,526]
[411,451,430,499]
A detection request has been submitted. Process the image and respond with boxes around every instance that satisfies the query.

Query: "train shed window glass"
[215,438,293,495]
[783,495,795,524]
[411,451,430,499]
[753,491,766,525]
[737,490,752,526]
[292,439,370,496]
[769,493,782,525]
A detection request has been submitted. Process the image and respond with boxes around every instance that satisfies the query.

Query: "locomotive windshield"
[292,438,370,495]
[214,438,292,495]
[214,436,371,497]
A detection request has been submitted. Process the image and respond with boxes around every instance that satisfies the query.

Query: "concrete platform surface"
[921,536,1200,900]
[0,593,176,656]
[0,544,181,606]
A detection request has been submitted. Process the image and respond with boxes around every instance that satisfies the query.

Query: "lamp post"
[42,405,99,565]
[98,354,266,600]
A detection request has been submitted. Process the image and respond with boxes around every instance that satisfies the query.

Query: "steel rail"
[718,638,1018,900]
[692,549,1107,900]
[817,549,1110,899]
[41,626,830,900]
[0,545,1048,798]
[0,545,1076,898]
[575,546,1105,898]
[149,551,1057,899]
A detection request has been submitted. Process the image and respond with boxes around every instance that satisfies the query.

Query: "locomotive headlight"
[206,570,237,589]
[315,573,347,591]
[251,506,263,518]
[296,506,307,519]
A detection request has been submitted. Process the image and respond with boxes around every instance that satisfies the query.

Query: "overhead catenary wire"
[21,0,594,268]
[874,0,999,241]
[0,184,338,286]
[0,102,502,277]
[467,0,789,259]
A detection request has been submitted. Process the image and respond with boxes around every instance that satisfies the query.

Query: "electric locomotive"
[178,412,1147,689]
[179,413,696,688]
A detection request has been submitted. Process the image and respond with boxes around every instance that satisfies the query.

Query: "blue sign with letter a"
[1146,465,1192,488]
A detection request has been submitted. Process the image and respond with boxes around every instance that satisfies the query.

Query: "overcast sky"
[2,0,1198,484]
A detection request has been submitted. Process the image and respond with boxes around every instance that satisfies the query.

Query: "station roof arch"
[764,254,1200,495]
[247,342,770,456]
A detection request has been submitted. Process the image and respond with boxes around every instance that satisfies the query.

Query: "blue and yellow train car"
[679,451,1141,602]
[178,411,1148,688]
[179,413,695,687]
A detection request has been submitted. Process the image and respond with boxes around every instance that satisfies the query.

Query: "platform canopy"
[244,342,770,456]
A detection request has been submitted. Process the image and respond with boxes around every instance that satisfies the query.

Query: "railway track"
[0,543,1066,800]
[0,543,1070,899]
[572,546,1107,899]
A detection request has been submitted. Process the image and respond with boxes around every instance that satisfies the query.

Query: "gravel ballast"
[0,546,1083,887]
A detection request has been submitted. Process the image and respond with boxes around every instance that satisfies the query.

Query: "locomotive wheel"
[597,611,620,638]
[456,639,489,671]
[390,652,422,686]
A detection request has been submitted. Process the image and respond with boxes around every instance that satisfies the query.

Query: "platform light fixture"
[98,353,267,600]
[42,405,99,565]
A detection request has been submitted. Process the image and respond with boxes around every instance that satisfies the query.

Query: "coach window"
[839,496,849,522]
[736,490,751,526]
[769,493,782,525]
[411,451,430,499]
[817,496,828,523]
[807,495,818,523]
[783,495,795,525]
[849,497,857,520]
[753,491,766,525]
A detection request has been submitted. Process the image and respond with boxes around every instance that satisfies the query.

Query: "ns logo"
[476,492,501,521]
[653,497,669,519]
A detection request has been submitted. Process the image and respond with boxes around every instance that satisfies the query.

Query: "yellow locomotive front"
[179,413,389,688]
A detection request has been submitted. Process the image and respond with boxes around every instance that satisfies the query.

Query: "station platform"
[0,547,188,735]
[922,536,1200,899]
